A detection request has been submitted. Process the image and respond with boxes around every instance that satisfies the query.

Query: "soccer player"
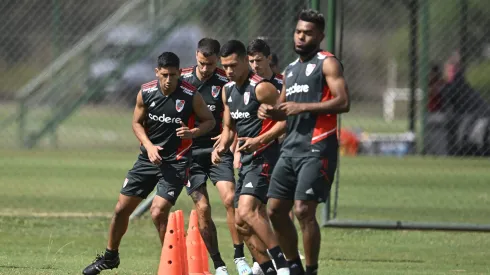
[82,52,216,275]
[247,39,283,94]
[180,38,252,274]
[245,38,286,275]
[212,40,290,275]
[258,9,350,275]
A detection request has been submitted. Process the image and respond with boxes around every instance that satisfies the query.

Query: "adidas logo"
[287,71,293,78]
[168,191,175,197]
[244,182,253,188]
[228,97,232,102]
[150,101,155,107]
[306,188,314,195]
[266,267,274,273]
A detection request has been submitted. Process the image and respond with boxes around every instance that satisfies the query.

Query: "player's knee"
[294,202,314,222]
[267,200,288,221]
[267,204,281,222]
[223,192,235,210]
[113,201,132,219]
[150,204,165,223]
[234,213,251,236]
[237,204,255,224]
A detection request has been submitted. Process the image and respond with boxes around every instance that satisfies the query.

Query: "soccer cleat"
[276,267,290,275]
[234,257,253,275]
[215,266,230,275]
[251,262,264,275]
[82,253,120,275]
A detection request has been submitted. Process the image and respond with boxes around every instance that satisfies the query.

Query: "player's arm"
[215,86,236,151]
[255,82,287,144]
[230,132,238,153]
[132,91,162,164]
[297,58,350,114]
[190,92,216,138]
[213,86,236,163]
[258,78,288,121]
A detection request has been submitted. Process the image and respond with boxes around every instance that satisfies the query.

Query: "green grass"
[0,150,489,274]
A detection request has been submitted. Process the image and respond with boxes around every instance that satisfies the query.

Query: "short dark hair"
[197,38,221,57]
[270,53,279,67]
[220,40,247,58]
[247,39,271,57]
[157,52,180,69]
[298,9,325,32]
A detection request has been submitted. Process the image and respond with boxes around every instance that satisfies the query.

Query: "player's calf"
[190,186,227,270]
[294,201,320,275]
[236,195,290,274]
[268,198,305,275]
[216,182,252,274]
[150,195,174,244]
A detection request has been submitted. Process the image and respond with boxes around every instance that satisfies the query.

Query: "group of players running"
[82,8,350,275]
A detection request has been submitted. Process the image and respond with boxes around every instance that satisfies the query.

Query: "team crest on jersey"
[176,99,185,112]
[211,86,221,98]
[305,64,316,77]
[244,91,250,105]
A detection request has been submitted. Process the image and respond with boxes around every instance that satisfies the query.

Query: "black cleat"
[82,253,120,275]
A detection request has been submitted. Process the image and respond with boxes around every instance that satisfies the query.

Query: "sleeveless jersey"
[281,51,339,158]
[140,79,196,162]
[225,73,279,165]
[180,66,228,150]
[270,73,284,93]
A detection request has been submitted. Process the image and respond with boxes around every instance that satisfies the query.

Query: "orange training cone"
[200,231,212,275]
[175,210,188,275]
[158,212,182,275]
[186,209,205,274]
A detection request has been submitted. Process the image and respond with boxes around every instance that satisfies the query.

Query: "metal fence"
[325,0,490,231]
[0,0,489,230]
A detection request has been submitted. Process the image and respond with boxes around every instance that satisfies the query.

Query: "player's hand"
[211,134,221,148]
[278,102,305,116]
[233,151,241,169]
[145,144,163,165]
[258,104,274,120]
[176,121,193,139]
[236,137,261,153]
[211,148,223,164]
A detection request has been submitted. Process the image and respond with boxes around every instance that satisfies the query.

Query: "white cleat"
[234,257,253,275]
[215,266,230,275]
[251,262,264,275]
[276,267,290,275]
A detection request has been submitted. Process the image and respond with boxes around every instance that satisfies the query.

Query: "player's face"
[294,20,324,55]
[221,54,248,82]
[196,51,218,79]
[155,66,179,91]
[248,52,271,77]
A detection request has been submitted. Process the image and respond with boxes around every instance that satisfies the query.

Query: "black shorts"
[121,154,190,205]
[268,155,337,203]
[185,149,236,195]
[234,157,273,208]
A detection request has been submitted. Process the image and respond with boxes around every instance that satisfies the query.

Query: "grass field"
[1,149,489,275]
